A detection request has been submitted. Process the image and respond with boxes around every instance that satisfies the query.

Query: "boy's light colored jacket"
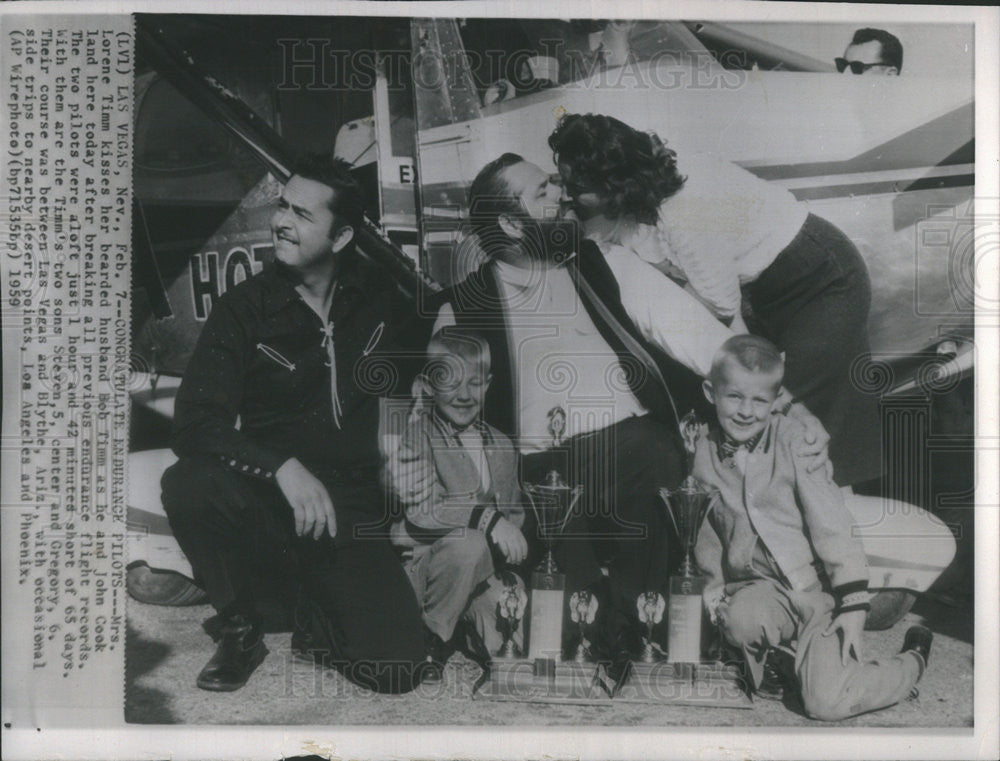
[691,417,869,615]
[390,409,524,550]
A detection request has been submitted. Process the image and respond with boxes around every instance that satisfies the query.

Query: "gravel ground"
[125,595,972,727]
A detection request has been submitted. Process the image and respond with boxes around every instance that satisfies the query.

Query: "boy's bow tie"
[718,430,764,461]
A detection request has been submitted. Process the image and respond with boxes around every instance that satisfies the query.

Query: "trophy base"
[476,658,603,703]
[475,657,750,708]
[622,660,751,708]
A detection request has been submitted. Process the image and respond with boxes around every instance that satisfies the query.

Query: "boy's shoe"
[419,626,453,684]
[755,647,795,702]
[418,656,444,684]
[901,625,933,677]
[454,618,494,695]
[459,622,493,669]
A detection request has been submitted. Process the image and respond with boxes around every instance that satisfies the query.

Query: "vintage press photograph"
[123,12,976,728]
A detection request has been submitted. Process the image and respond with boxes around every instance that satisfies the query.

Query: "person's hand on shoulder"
[384,379,436,506]
[786,401,833,479]
[386,431,435,506]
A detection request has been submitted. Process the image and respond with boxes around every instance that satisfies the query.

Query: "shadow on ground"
[124,621,177,724]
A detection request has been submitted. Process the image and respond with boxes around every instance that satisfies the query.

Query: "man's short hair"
[426,326,491,373]
[709,334,784,388]
[467,152,526,253]
[291,153,365,234]
[850,28,903,73]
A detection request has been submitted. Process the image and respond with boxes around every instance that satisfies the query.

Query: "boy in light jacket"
[692,334,931,720]
[390,327,527,677]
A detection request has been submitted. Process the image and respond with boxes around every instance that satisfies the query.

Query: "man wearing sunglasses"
[836,28,902,76]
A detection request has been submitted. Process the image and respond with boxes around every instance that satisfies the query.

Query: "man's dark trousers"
[520,415,684,650]
[161,457,425,695]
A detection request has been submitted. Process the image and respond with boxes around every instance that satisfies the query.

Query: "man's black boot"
[755,647,795,701]
[196,613,268,692]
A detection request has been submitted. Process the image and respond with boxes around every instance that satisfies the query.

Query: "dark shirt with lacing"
[170,255,420,494]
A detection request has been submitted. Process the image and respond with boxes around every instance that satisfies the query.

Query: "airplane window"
[134,76,267,203]
[457,19,718,106]
[458,19,592,103]
[136,78,233,171]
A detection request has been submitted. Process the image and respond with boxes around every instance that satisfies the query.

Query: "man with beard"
[391,153,830,689]
[161,155,426,694]
[390,154,722,688]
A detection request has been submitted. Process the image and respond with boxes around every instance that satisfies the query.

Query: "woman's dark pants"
[744,213,882,487]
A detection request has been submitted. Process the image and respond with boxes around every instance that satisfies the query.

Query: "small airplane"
[127,15,965,628]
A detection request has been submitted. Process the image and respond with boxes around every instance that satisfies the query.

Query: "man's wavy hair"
[292,153,364,234]
[850,28,903,73]
[548,113,686,226]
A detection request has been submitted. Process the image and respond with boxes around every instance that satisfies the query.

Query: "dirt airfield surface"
[126,593,972,728]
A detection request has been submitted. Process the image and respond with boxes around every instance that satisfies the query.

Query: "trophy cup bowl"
[523,470,582,574]
[659,476,718,579]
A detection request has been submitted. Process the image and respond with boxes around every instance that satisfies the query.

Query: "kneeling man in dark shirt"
[161,155,426,694]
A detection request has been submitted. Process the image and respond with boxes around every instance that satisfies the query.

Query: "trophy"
[636,592,666,663]
[478,464,749,706]
[523,470,582,663]
[546,405,567,448]
[659,476,718,665]
[496,577,528,658]
[569,590,599,663]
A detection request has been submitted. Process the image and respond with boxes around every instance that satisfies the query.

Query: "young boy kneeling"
[693,334,932,720]
[390,327,527,679]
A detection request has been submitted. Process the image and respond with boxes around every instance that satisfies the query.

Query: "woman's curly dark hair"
[548,113,686,225]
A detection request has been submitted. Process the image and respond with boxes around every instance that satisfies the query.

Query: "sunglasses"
[834,57,888,74]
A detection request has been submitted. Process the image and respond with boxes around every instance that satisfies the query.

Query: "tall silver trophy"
[480,471,603,703]
[523,470,582,663]
[659,476,718,664]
